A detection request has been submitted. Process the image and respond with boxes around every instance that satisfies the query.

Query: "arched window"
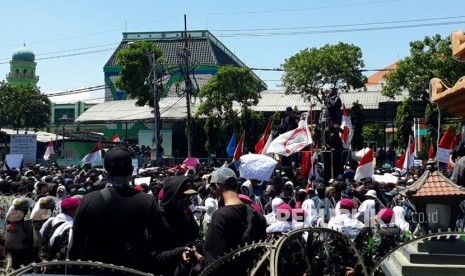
[23,69,28,76]
[15,69,19,76]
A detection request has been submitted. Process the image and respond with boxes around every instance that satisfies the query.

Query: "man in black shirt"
[69,148,162,273]
[200,167,266,263]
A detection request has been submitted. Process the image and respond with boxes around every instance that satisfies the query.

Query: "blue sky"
[1,0,464,103]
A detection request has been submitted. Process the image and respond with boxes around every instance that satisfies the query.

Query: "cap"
[211,167,237,189]
[61,197,80,212]
[365,189,377,199]
[182,180,197,195]
[57,185,66,192]
[378,208,394,223]
[286,106,293,112]
[104,148,133,177]
[340,198,355,210]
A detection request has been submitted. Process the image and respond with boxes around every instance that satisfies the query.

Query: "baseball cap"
[104,148,133,177]
[211,167,237,189]
[183,180,198,195]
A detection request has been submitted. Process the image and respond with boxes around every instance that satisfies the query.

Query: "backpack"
[41,220,65,260]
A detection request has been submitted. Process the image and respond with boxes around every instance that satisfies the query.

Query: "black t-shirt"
[203,204,266,263]
[69,186,162,272]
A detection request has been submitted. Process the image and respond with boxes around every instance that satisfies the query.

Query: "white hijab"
[393,206,409,233]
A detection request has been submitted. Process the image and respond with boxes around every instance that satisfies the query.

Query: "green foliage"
[362,124,384,145]
[271,111,281,131]
[350,101,365,150]
[240,107,265,153]
[395,98,414,148]
[0,82,51,132]
[196,66,261,118]
[282,42,366,103]
[382,34,465,101]
[425,101,439,139]
[203,117,221,154]
[115,41,164,107]
[195,66,262,154]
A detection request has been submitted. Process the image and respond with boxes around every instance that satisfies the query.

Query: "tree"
[382,34,465,101]
[362,124,384,146]
[350,101,365,150]
[114,41,164,107]
[0,82,51,133]
[196,66,262,153]
[282,42,366,103]
[395,98,414,149]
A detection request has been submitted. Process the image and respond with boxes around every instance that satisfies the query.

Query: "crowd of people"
[2,140,463,275]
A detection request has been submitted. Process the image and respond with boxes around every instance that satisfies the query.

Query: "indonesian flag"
[110,133,120,143]
[402,139,415,172]
[233,134,245,161]
[266,119,312,156]
[437,127,454,163]
[43,141,54,161]
[261,131,274,156]
[82,141,102,164]
[340,104,353,149]
[354,148,374,181]
[255,118,272,154]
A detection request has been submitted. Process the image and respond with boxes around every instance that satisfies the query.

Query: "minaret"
[6,44,39,87]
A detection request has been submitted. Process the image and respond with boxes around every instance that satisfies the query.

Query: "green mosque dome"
[12,46,35,62]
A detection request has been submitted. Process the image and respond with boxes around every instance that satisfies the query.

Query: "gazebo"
[401,165,465,232]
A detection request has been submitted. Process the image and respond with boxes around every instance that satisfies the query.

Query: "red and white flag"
[396,151,406,170]
[255,118,272,154]
[340,104,353,149]
[110,133,120,143]
[437,127,454,163]
[43,141,54,161]
[354,148,374,181]
[82,141,102,164]
[266,120,312,156]
[402,138,415,172]
[261,132,274,156]
[233,134,245,161]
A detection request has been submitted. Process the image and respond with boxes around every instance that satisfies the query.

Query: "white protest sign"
[239,154,278,182]
[3,154,24,170]
[134,177,151,186]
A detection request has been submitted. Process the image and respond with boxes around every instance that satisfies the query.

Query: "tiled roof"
[366,62,398,86]
[401,171,465,199]
[105,39,218,68]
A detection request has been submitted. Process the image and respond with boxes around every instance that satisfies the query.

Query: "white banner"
[239,154,278,181]
[436,147,451,163]
[134,177,151,185]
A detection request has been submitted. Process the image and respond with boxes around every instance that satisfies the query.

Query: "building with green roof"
[6,45,39,87]
[99,30,267,157]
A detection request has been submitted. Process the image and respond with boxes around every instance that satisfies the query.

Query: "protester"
[196,167,266,264]
[69,148,162,273]
[5,197,34,269]
[154,175,200,275]
[39,197,80,262]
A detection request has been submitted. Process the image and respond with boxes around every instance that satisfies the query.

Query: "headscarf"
[265,197,284,225]
[301,198,317,227]
[393,206,409,233]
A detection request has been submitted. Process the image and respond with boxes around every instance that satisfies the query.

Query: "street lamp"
[127,42,160,164]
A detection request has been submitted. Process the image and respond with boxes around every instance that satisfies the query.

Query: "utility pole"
[150,50,160,163]
[181,14,193,157]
